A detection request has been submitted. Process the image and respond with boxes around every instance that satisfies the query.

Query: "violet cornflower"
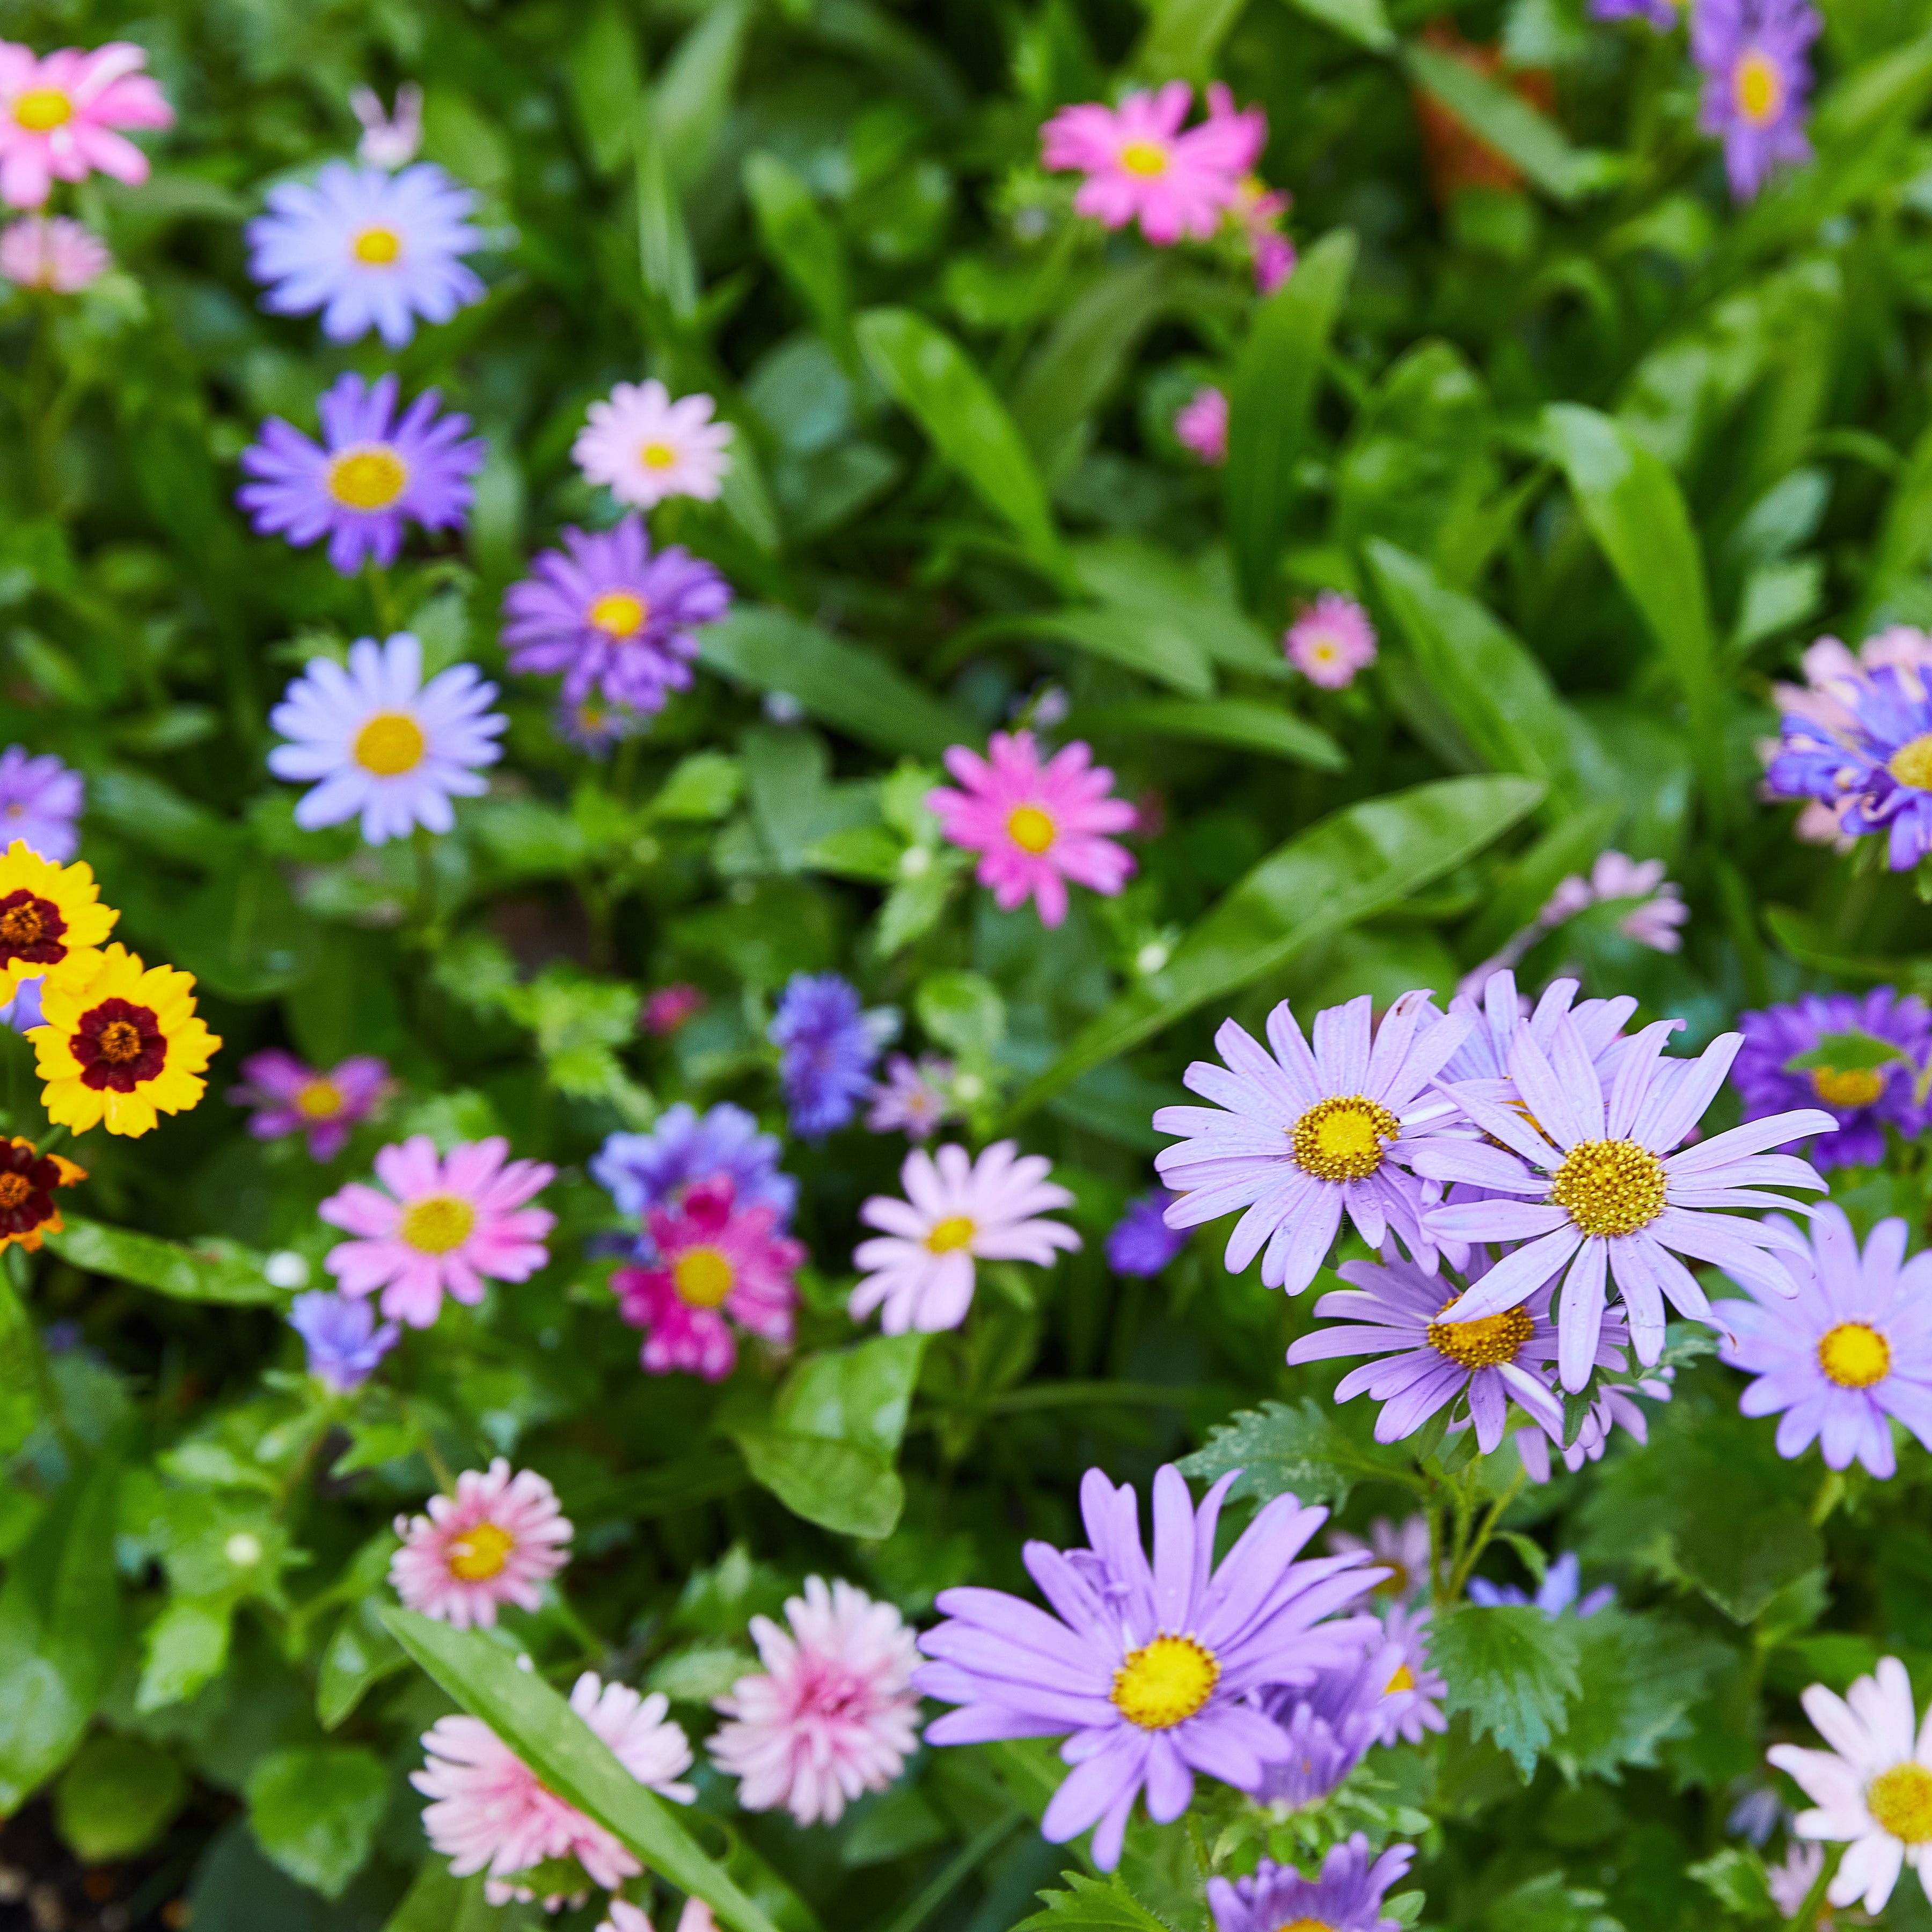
[592,1102,796,1227]
[288,1289,400,1392]
[1468,1550,1613,1618]
[1106,1190,1188,1277]
[769,972,890,1138]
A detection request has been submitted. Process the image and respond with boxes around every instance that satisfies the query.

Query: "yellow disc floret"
[640,441,678,470]
[13,89,73,132]
[1811,1065,1886,1108]
[588,591,648,638]
[326,445,409,510]
[448,1521,515,1582]
[0,840,118,999]
[1818,1320,1891,1389]
[1291,1095,1400,1182]
[673,1246,736,1308]
[1110,1634,1219,1729]
[399,1194,477,1256]
[1731,49,1785,126]
[1428,1301,1535,1370]
[1118,140,1169,177]
[1548,1138,1667,1238]
[1006,806,1057,854]
[926,1214,976,1254]
[1868,1762,1932,1843]
[1890,733,1932,791]
[351,225,403,265]
[353,710,427,777]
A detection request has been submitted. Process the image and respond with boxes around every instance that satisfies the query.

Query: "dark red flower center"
[0,890,67,967]
[74,998,167,1091]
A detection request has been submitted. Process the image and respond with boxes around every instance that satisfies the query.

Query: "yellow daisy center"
[1868,1762,1932,1842]
[1110,1634,1219,1729]
[1732,49,1784,126]
[588,590,648,638]
[640,440,679,470]
[1428,1300,1535,1370]
[1386,1663,1416,1694]
[1548,1138,1667,1238]
[1811,1064,1886,1107]
[1118,140,1169,178]
[1290,1094,1400,1182]
[925,1214,976,1254]
[399,1192,477,1256]
[296,1079,345,1119]
[1277,1921,1335,1932]
[1891,733,1932,789]
[353,711,427,777]
[1006,805,1056,854]
[1372,1563,1408,1598]
[13,89,72,132]
[1818,1320,1891,1389]
[672,1245,735,1308]
[448,1520,515,1583]
[326,445,409,511]
[352,224,403,265]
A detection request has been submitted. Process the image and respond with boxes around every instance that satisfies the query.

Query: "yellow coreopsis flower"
[0,840,119,1001]
[32,945,221,1138]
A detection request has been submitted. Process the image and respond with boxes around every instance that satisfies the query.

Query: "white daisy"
[572,378,735,509]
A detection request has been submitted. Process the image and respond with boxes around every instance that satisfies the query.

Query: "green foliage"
[1430,1606,1583,1779]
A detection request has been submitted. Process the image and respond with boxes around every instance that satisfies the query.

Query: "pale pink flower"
[320,1133,557,1328]
[1542,850,1689,954]
[415,1670,694,1896]
[390,1457,573,1628]
[1285,593,1378,689]
[710,1577,922,1825]
[599,1904,652,1932]
[0,214,107,290]
[1767,1841,1826,1920]
[0,42,173,209]
[574,379,734,510]
[1040,83,1255,245]
[1175,385,1229,465]
[927,729,1136,928]
[350,82,423,169]
[851,1139,1080,1334]
[677,1904,717,1932]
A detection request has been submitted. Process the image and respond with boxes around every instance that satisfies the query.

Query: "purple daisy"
[1328,1514,1431,1607]
[229,1049,391,1161]
[1515,1365,1673,1483]
[866,1053,957,1143]
[591,1102,796,1227]
[502,516,731,714]
[1773,668,1932,870]
[1591,0,1679,30]
[1732,990,1932,1171]
[1378,1602,1447,1744]
[1,975,44,1033]
[0,747,82,862]
[1692,0,1821,201]
[1252,1629,1414,1806]
[1469,1549,1613,1618]
[912,1463,1380,1871]
[1440,968,1637,1086]
[769,972,891,1139]
[1208,1835,1416,1932]
[1411,1011,1834,1388]
[1153,991,1474,1297]
[1718,1204,1932,1479]
[1106,1189,1189,1277]
[288,1289,401,1392]
[552,693,648,759]
[237,371,485,576]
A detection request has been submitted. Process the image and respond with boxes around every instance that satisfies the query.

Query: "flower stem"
[366,561,399,636]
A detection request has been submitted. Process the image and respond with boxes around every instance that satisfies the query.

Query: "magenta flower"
[1209,1835,1416,1932]
[913,1464,1380,1871]
[927,730,1136,928]
[0,42,172,209]
[1175,386,1228,465]
[229,1048,390,1160]
[320,1134,557,1328]
[0,215,107,290]
[1414,1012,1834,1387]
[573,379,733,510]
[709,1577,922,1825]
[1154,991,1474,1297]
[642,983,705,1036]
[1285,593,1378,689]
[611,1175,801,1381]
[391,1458,573,1629]
[1718,1204,1932,1479]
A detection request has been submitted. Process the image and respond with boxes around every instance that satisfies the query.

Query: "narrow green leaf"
[1066,698,1346,771]
[1071,537,1286,678]
[569,0,645,177]
[653,0,751,192]
[1004,774,1543,1122]
[1135,0,1253,79]
[744,152,854,360]
[1018,608,1216,698]
[857,306,1073,584]
[720,437,782,555]
[1401,46,1609,203]
[635,119,697,320]
[1429,1603,1582,1777]
[318,1597,407,1731]
[0,1263,40,1455]
[1273,0,1393,48]
[1226,230,1355,611]
[382,1607,804,1932]
[43,1214,281,1306]
[384,1863,516,1932]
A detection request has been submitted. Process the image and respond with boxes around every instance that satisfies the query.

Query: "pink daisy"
[710,1577,922,1825]
[0,214,108,290]
[611,1174,803,1382]
[1377,1602,1448,1744]
[1285,593,1379,690]
[1175,386,1229,465]
[927,729,1136,928]
[390,1457,573,1628]
[320,1133,557,1328]
[850,1139,1080,1334]
[573,378,734,510]
[0,42,173,209]
[415,1669,694,1898]
[1041,82,1257,245]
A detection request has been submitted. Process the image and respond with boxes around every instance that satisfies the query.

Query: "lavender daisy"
[1718,1204,1932,1479]
[1413,1011,1834,1388]
[1252,1630,1414,1806]
[1208,1835,1416,1932]
[1106,1189,1188,1277]
[1692,0,1821,201]
[1378,1604,1447,1743]
[1591,0,1679,31]
[289,1289,400,1392]
[246,160,484,348]
[1732,989,1931,1171]
[591,1102,797,1225]
[1469,1550,1613,1618]
[237,371,485,576]
[1154,991,1474,1297]
[230,1048,391,1160]
[1440,969,1637,1086]
[502,516,731,714]
[553,694,647,759]
[1329,1514,1431,1607]
[0,747,82,862]
[912,1463,1379,1871]
[770,972,891,1139]
[1515,1366,1673,1483]
[866,1053,957,1143]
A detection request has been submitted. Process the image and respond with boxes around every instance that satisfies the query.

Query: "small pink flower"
[867,1053,957,1142]
[229,1048,391,1160]
[320,1133,557,1328]
[349,82,423,169]
[1285,592,1378,689]
[1175,386,1229,465]
[710,1577,922,1826]
[574,378,734,510]
[391,1457,573,1628]
[415,1669,693,1895]
[1540,850,1689,954]
[927,729,1137,928]
[1041,83,1254,245]
[0,42,174,210]
[0,214,107,290]
[643,983,705,1036]
[611,1174,802,1381]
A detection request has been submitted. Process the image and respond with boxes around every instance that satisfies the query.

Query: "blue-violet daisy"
[1692,0,1821,201]
[1208,1835,1416,1932]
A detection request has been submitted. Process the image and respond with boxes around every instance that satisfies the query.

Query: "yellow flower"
[32,945,221,1138]
[0,840,118,1000]
[0,1136,85,1253]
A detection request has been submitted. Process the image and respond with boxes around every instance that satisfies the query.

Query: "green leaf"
[383,1863,518,1932]
[1013,607,1216,698]
[54,1733,187,1861]
[0,1263,40,1455]
[1066,699,1346,771]
[856,306,1073,584]
[381,1606,809,1932]
[137,1596,235,1713]
[653,0,751,192]
[1005,773,1543,1121]
[1552,1608,1729,1781]
[1014,1873,1173,1932]
[1272,0,1394,52]
[569,0,644,177]
[317,1597,407,1731]
[156,860,320,1001]
[1071,538,1287,679]
[720,437,783,556]
[745,151,854,361]
[1176,1398,1405,1510]
[1401,46,1611,204]
[1784,1028,1913,1074]
[734,1429,904,1539]
[45,1215,281,1306]
[700,605,973,759]
[246,1745,388,1900]
[1429,1603,1582,1778]
[776,1334,927,1458]
[916,969,1007,1056]
[1457,801,1622,964]
[1227,230,1355,611]
[1687,1847,1776,1918]
[1542,403,1727,831]
[635,121,697,321]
